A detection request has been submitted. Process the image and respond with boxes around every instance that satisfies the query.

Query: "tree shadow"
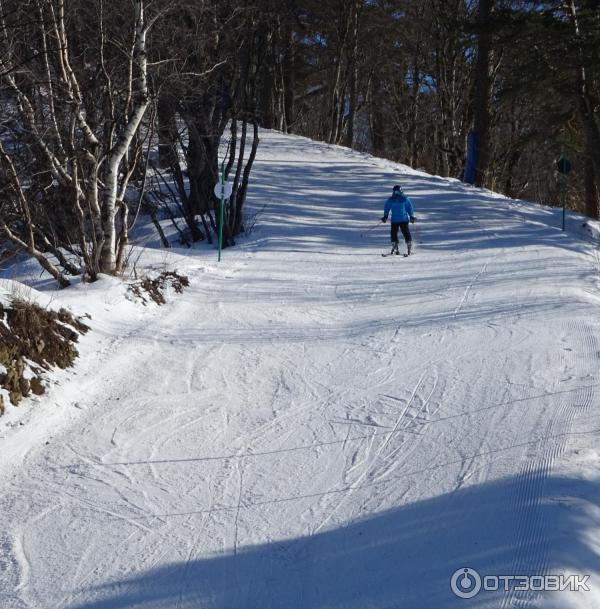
[246,156,597,258]
[64,472,600,609]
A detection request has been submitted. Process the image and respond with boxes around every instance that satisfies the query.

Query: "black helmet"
[392,184,402,194]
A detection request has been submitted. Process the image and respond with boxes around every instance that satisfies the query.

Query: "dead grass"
[0,300,89,413]
[128,271,190,306]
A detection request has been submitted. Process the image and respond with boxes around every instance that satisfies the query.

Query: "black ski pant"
[391,221,411,244]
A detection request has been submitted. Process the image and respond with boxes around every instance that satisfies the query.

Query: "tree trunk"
[570,0,600,220]
[100,0,149,273]
[233,121,260,235]
[344,0,361,148]
[584,130,600,219]
[157,94,178,168]
[468,0,494,187]
[282,29,296,133]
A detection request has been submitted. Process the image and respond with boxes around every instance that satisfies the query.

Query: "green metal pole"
[218,167,224,262]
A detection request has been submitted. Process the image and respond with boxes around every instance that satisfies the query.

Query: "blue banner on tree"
[464,132,478,185]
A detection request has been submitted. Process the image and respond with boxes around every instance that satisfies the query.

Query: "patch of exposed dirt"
[0,300,89,413]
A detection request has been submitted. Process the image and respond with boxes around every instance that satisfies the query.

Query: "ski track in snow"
[2,130,600,609]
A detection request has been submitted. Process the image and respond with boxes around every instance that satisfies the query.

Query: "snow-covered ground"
[2,130,600,609]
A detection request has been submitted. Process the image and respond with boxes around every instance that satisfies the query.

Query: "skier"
[381,184,416,256]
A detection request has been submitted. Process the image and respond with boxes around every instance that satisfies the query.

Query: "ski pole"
[360,222,382,237]
[414,224,422,243]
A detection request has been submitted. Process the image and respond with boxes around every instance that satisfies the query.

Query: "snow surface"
[2,130,600,609]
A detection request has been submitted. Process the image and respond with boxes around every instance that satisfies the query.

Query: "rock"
[19,377,31,397]
[30,377,45,396]
[4,367,18,392]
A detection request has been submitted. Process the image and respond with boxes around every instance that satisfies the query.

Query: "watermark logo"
[450,568,590,599]
[451,568,482,599]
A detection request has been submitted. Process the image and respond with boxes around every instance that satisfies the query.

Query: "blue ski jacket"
[384,193,414,223]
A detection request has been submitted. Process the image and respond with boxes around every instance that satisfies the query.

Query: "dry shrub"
[0,300,89,412]
[128,271,190,306]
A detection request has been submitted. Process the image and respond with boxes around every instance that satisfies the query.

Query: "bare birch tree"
[0,0,155,283]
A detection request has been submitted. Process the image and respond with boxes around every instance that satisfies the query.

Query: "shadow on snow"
[65,472,600,609]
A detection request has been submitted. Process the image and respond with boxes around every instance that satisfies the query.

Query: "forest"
[0,0,599,285]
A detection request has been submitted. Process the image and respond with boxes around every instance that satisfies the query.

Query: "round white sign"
[213,181,233,199]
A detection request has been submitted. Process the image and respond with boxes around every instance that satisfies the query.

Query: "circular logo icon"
[451,567,482,599]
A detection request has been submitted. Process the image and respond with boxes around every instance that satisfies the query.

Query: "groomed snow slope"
[2,130,600,609]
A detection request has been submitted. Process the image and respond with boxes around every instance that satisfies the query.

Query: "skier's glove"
[409,216,416,224]
[381,217,387,223]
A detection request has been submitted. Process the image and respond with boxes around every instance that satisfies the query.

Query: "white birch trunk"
[100,0,149,273]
